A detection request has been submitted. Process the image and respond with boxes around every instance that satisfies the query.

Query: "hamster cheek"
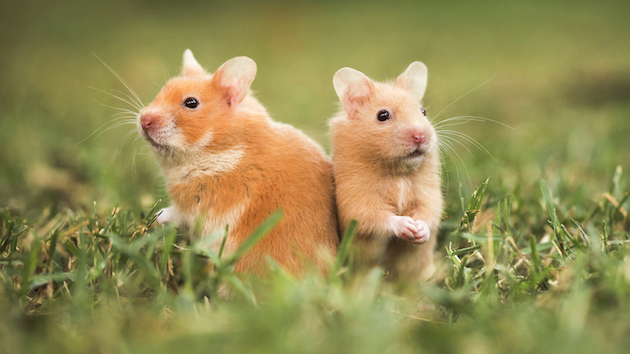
[194,129,214,148]
[165,131,188,150]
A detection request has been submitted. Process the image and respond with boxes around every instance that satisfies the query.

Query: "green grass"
[1,0,630,352]
[2,175,630,353]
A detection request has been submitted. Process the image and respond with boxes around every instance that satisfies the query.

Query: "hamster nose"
[141,113,159,131]
[411,131,426,144]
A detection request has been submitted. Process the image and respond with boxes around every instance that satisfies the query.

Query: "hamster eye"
[420,107,427,116]
[377,110,391,122]
[184,97,199,109]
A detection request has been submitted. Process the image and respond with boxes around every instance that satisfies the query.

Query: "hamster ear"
[333,67,375,117]
[212,56,257,107]
[181,49,206,77]
[396,61,428,101]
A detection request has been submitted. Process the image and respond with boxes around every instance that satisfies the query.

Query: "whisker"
[89,87,142,112]
[75,116,136,147]
[438,141,472,185]
[438,129,497,162]
[92,100,140,116]
[430,76,495,121]
[89,55,149,180]
[92,124,133,147]
[426,78,516,189]
[434,115,513,130]
[108,128,138,170]
[436,142,452,189]
[434,118,476,128]
[131,135,143,178]
[103,115,137,123]
[438,134,475,158]
[111,114,139,121]
[111,108,138,115]
[110,109,139,117]
[110,88,145,111]
[438,143,462,184]
[93,53,144,108]
[121,128,139,141]
[106,121,137,131]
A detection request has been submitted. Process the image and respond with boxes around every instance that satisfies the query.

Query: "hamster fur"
[329,62,443,281]
[138,50,339,278]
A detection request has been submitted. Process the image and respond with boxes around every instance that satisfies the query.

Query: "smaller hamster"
[138,50,339,279]
[329,62,443,281]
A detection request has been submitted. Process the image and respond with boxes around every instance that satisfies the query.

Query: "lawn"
[1,0,630,352]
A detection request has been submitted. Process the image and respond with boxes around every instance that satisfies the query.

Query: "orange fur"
[330,63,443,281]
[139,51,338,278]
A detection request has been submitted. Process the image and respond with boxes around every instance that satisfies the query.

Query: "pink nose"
[412,131,426,144]
[140,113,159,131]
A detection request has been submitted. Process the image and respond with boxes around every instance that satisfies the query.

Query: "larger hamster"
[139,50,339,277]
[329,62,443,281]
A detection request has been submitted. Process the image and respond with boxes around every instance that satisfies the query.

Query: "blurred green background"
[2,1,630,353]
[1,0,629,215]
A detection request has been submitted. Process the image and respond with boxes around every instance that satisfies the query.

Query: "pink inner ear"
[344,80,373,118]
[344,96,362,118]
[214,72,240,107]
[212,57,256,108]
[225,85,241,107]
[223,77,249,107]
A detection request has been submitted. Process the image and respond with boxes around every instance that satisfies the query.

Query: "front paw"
[411,219,430,245]
[389,216,419,240]
[156,206,174,224]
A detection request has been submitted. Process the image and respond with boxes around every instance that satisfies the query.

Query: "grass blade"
[459,178,489,232]
[224,210,283,267]
[333,219,358,274]
[225,273,257,305]
[20,238,42,301]
[540,179,565,258]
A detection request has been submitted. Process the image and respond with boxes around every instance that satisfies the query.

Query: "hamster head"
[138,49,257,157]
[333,62,436,170]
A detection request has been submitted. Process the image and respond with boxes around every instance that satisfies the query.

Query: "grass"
[1,173,630,353]
[1,0,630,352]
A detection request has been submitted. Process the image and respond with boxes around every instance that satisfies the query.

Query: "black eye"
[377,110,390,122]
[420,107,427,116]
[184,97,198,109]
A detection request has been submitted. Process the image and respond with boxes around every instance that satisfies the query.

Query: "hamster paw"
[156,206,174,224]
[389,215,419,241]
[411,219,430,244]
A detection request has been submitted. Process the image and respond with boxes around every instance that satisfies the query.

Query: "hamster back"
[139,50,339,278]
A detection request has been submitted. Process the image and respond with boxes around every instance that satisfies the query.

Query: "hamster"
[138,49,339,278]
[329,62,443,281]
